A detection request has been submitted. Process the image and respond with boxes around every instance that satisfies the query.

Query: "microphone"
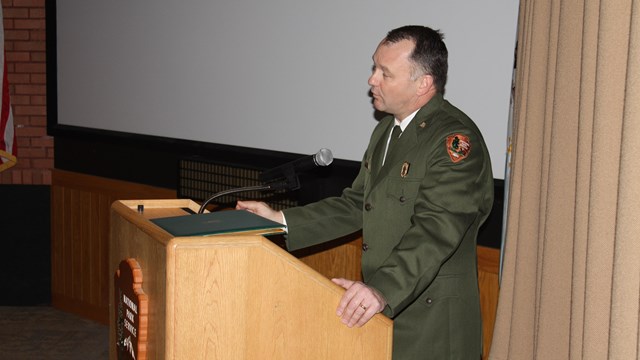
[259,148,334,183]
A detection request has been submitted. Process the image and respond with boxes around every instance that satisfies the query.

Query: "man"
[237,25,493,359]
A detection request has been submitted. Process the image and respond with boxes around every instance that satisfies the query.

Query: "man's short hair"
[384,25,448,94]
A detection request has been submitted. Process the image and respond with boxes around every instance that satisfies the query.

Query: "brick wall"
[0,0,51,185]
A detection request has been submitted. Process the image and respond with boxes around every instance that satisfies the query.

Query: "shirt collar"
[394,109,419,132]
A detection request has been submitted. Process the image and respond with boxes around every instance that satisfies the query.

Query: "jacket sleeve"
[281,119,392,251]
[282,158,366,251]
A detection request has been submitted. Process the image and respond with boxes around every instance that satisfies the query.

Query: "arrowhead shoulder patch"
[446,134,471,163]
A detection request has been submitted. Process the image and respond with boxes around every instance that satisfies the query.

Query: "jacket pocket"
[420,274,461,308]
[385,177,421,206]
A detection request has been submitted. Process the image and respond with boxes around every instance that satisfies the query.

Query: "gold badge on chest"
[401,161,410,178]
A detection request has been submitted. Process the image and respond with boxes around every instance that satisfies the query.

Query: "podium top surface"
[115,199,200,220]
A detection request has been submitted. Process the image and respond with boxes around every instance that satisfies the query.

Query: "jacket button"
[364,203,372,211]
[399,196,406,202]
[426,298,433,305]
[362,243,369,252]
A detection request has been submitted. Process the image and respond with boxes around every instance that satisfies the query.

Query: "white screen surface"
[55,1,519,178]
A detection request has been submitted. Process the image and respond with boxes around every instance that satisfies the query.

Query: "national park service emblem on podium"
[114,258,148,360]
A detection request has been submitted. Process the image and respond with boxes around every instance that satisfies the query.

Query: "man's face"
[368,39,423,120]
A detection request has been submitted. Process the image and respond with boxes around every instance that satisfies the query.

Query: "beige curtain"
[490,0,639,359]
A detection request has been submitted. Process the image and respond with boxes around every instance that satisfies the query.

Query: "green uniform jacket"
[283,94,494,360]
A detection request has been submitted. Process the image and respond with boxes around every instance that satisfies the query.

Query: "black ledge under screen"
[52,128,504,249]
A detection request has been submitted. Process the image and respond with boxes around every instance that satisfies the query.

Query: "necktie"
[383,125,402,165]
[388,125,402,154]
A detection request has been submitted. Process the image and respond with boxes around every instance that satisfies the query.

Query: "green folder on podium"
[151,209,286,237]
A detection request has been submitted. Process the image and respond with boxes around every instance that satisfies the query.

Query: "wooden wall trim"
[478,245,501,274]
[478,246,500,359]
[52,169,177,197]
[51,170,176,324]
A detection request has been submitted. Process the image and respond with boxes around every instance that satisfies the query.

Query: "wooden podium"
[109,199,393,359]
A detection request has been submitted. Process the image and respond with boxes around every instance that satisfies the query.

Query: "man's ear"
[417,74,435,96]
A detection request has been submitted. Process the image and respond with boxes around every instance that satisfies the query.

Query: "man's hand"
[332,278,387,328]
[236,200,285,224]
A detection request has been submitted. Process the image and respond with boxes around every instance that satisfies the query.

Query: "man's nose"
[368,73,377,86]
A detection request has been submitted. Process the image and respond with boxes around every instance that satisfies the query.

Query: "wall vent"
[178,157,297,211]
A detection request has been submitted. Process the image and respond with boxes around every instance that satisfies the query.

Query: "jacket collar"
[369,93,444,185]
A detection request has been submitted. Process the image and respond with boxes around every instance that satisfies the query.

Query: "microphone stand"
[197,179,292,214]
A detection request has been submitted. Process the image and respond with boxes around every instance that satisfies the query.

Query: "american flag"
[0,5,16,173]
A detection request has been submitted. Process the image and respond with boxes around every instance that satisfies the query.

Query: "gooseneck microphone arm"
[197,149,334,214]
[197,181,288,214]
